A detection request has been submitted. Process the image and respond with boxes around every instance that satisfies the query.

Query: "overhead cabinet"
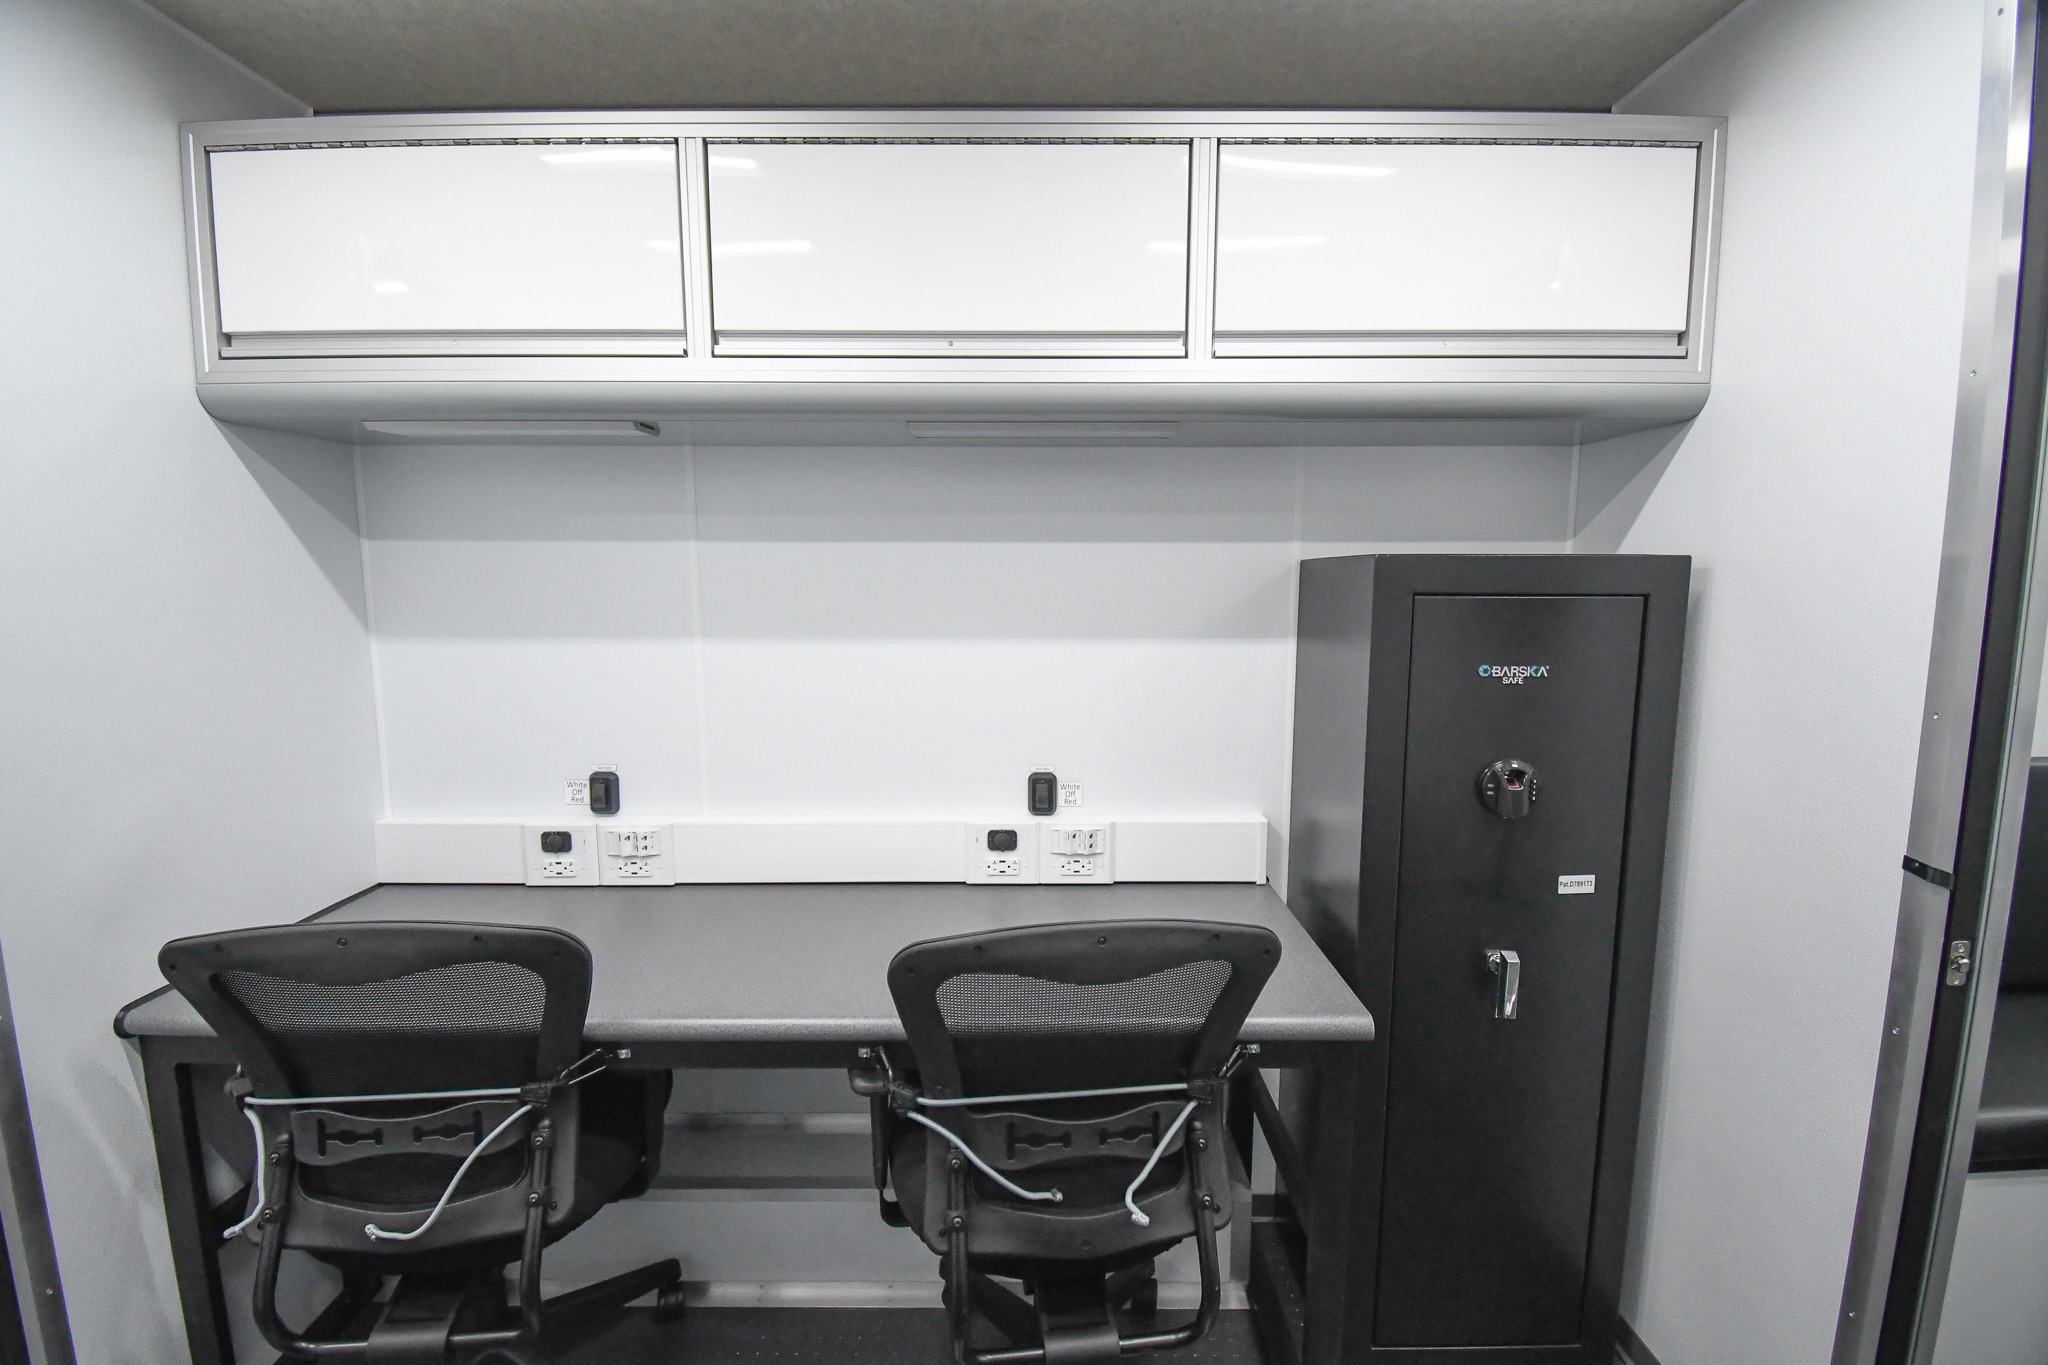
[205,141,688,356]
[1214,142,1701,357]
[705,141,1192,356]
[182,113,1723,435]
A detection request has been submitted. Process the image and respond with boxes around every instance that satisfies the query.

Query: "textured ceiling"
[141,0,1743,114]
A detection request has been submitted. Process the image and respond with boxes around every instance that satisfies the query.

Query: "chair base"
[946,1260,1196,1365]
[302,1257,684,1364]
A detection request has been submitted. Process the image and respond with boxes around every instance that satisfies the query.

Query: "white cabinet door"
[208,142,686,355]
[707,141,1190,356]
[1214,142,1700,356]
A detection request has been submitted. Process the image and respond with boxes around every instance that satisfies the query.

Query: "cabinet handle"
[1486,949,1521,1020]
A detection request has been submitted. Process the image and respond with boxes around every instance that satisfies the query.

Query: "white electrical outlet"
[523,823,598,886]
[1040,825,1114,884]
[599,825,676,886]
[965,823,1040,884]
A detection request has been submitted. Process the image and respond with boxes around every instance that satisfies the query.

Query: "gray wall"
[0,1,382,1360]
[1612,0,1986,1361]
[1931,1171,2048,1365]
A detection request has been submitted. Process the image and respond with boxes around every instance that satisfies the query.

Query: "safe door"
[1371,593,1645,1349]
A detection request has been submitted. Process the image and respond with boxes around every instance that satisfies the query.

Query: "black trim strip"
[1903,856,1956,890]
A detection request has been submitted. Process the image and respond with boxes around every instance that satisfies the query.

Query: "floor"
[546,1306,1267,1363]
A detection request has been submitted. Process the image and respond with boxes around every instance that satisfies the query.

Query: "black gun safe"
[1287,554,1688,1364]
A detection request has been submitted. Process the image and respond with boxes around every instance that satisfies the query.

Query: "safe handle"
[1486,949,1521,1020]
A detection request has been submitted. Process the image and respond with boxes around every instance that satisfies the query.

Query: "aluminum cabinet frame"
[176,110,1724,442]
[114,882,1373,1365]
[1287,553,1689,1365]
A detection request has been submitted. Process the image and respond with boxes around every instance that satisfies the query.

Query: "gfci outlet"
[523,823,598,886]
[965,824,1041,885]
[599,825,676,886]
[1039,825,1114,884]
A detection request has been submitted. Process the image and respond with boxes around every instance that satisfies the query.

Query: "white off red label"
[1558,875,1596,895]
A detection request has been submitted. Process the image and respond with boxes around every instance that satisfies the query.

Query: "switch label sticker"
[1558,874,1596,895]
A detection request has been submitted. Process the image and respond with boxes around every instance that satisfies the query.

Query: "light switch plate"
[965,822,1041,884]
[598,824,677,886]
[523,822,598,886]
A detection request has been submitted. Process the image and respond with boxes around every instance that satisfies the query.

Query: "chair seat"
[892,1125,1200,1274]
[1972,991,2048,1171]
[312,1072,662,1277]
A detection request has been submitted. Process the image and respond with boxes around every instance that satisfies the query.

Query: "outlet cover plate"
[524,822,598,886]
[965,823,1041,884]
[598,824,677,886]
[1039,825,1114,884]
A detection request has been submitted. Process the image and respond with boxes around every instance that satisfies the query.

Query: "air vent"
[359,420,660,441]
[906,422,1178,443]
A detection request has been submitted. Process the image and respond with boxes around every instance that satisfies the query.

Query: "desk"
[118,883,1373,1365]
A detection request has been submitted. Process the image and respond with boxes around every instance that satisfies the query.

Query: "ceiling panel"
[141,0,1741,114]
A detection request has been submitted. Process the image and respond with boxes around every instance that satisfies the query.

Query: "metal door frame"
[0,945,73,1365]
[1833,2,2048,1360]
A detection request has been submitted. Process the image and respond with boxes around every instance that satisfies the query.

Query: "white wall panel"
[707,141,1189,347]
[360,441,1573,894]
[1215,142,1697,340]
[209,142,686,336]
[0,2,381,1359]
[1609,1,1984,1361]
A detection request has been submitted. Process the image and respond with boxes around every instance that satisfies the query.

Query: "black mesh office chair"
[158,921,684,1363]
[851,919,1280,1364]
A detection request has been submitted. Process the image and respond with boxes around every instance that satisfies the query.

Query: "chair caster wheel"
[653,1283,688,1323]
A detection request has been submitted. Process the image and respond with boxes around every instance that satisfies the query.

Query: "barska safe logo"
[1477,664,1550,684]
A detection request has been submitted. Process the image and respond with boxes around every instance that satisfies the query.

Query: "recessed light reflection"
[1220,153,1396,180]
[708,154,762,173]
[712,240,814,257]
[1217,235,1327,254]
[539,146,674,167]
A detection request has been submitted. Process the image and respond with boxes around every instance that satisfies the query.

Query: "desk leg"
[140,1041,235,1365]
[1227,1071,1257,1184]
[1300,1045,1360,1365]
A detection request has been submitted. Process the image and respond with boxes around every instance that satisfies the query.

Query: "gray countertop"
[117,882,1372,1046]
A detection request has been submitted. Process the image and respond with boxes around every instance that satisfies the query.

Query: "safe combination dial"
[1476,759,1540,819]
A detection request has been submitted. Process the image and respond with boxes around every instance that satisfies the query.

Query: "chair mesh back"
[221,961,547,1035]
[159,921,596,1233]
[936,961,1232,1036]
[890,921,1280,1099]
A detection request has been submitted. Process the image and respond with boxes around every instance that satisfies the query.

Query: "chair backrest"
[887,919,1280,1100]
[2007,759,2048,990]
[159,920,593,1101]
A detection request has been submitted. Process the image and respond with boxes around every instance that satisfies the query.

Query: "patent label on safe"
[1558,875,1596,895]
